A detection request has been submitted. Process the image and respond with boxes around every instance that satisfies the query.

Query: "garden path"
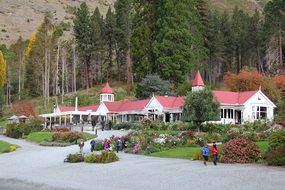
[0,133,284,190]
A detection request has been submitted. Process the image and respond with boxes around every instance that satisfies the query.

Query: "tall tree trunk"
[47,49,50,105]
[62,49,65,101]
[73,45,77,93]
[279,25,283,66]
[56,41,60,95]
[126,47,132,84]
[18,52,23,100]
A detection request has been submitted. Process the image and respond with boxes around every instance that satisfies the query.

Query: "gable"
[145,96,163,111]
[244,91,276,108]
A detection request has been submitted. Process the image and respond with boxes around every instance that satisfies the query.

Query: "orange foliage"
[223,69,281,103]
[11,101,36,116]
[274,75,285,89]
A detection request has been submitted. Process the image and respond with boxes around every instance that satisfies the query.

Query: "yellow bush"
[9,145,17,152]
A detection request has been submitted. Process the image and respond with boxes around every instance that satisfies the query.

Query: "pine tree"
[73,2,92,89]
[105,7,116,80]
[131,0,158,81]
[153,0,205,86]
[90,7,105,84]
[114,0,133,83]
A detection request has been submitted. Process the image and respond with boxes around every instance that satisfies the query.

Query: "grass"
[0,140,17,153]
[27,131,96,144]
[151,142,268,160]
[26,132,53,143]
[255,141,269,154]
[151,146,201,159]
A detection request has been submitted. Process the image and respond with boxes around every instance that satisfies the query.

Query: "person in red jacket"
[211,142,219,165]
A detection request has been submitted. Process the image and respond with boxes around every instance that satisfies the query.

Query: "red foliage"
[274,75,285,89]
[223,69,281,102]
[11,101,36,116]
[222,136,261,163]
[52,127,70,132]
[52,131,83,143]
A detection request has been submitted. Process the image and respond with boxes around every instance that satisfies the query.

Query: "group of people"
[78,137,124,153]
[201,142,219,166]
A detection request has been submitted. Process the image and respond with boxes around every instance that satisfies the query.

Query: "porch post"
[80,114,82,123]
[170,113,173,123]
[64,115,67,126]
[69,114,72,123]
[59,115,62,125]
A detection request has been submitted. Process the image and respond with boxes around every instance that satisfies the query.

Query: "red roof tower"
[100,82,113,94]
[192,71,204,87]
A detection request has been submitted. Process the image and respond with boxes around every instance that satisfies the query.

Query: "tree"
[153,0,205,86]
[182,89,220,126]
[114,0,133,83]
[0,50,6,86]
[73,2,92,89]
[90,7,105,84]
[135,74,171,99]
[223,68,281,103]
[131,0,158,81]
[105,7,116,80]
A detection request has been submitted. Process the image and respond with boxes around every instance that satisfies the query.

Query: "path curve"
[0,134,285,190]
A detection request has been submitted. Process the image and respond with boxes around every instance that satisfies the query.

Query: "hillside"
[0,0,268,46]
[0,0,115,46]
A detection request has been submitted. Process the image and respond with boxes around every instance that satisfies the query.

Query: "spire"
[100,82,113,94]
[192,71,204,87]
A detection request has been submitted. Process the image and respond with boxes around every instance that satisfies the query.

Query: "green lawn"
[255,141,269,154]
[0,140,17,153]
[27,131,96,144]
[151,146,201,159]
[151,142,268,160]
[26,132,53,143]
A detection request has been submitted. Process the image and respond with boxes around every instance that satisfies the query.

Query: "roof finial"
[259,85,261,91]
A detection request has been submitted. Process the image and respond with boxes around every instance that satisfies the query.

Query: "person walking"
[116,138,122,153]
[201,143,209,166]
[79,139,84,153]
[90,139,96,152]
[211,142,219,165]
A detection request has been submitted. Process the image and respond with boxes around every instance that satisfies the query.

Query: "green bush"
[222,136,261,163]
[94,140,103,151]
[84,151,119,163]
[5,124,22,138]
[113,122,138,130]
[266,145,285,166]
[64,153,84,163]
[266,130,285,166]
[268,130,285,150]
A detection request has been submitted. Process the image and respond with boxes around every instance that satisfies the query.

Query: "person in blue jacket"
[201,143,209,166]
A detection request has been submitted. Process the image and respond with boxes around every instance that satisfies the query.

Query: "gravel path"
[0,133,284,190]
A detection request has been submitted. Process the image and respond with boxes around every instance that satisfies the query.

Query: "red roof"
[58,105,75,112]
[155,96,185,109]
[119,99,150,112]
[100,82,113,94]
[103,99,150,113]
[78,104,99,112]
[213,90,258,105]
[192,71,204,86]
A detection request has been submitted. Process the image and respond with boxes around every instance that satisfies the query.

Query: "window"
[255,106,267,119]
[220,109,223,119]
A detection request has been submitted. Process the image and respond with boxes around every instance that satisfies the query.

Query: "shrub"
[94,140,104,151]
[64,153,84,163]
[84,151,119,163]
[52,132,82,143]
[113,122,138,130]
[53,127,70,132]
[268,130,285,150]
[5,124,22,138]
[266,145,285,166]
[223,127,242,142]
[266,130,285,166]
[222,136,261,163]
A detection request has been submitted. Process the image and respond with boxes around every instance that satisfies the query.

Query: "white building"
[40,72,276,125]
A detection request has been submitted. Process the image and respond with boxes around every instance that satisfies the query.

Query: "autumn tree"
[223,68,281,103]
[0,50,6,86]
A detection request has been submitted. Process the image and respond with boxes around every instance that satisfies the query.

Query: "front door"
[235,111,241,124]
